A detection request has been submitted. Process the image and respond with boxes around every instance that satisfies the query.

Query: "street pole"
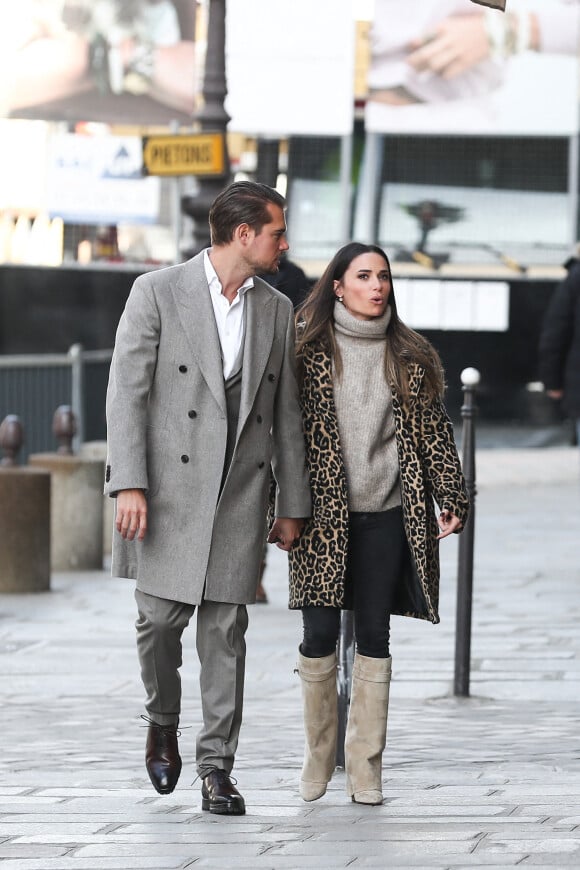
[454,367,480,697]
[181,0,231,256]
[256,138,280,187]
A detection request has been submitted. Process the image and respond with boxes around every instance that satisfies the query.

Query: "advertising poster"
[47,133,160,224]
[0,0,197,125]
[226,0,354,136]
[365,0,580,136]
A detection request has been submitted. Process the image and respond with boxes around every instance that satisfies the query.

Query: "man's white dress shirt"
[204,249,253,379]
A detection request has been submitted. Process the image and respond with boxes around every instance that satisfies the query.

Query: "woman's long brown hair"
[295,242,445,404]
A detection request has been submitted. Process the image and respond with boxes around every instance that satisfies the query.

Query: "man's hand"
[267,517,305,552]
[116,488,148,541]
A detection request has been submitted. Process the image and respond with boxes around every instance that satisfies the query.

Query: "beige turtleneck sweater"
[332,300,401,513]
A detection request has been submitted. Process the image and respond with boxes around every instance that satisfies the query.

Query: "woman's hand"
[437,509,462,539]
[407,15,491,80]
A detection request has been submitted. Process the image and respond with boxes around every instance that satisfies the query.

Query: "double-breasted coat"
[288,342,469,623]
[105,252,311,606]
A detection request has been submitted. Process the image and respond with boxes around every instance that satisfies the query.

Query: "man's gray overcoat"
[105,252,311,606]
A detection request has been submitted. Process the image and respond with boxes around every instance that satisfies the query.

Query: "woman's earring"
[337,295,344,303]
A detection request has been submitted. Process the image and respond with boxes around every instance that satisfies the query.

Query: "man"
[105,181,311,815]
[538,246,580,449]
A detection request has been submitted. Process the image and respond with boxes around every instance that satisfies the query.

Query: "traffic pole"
[454,367,480,697]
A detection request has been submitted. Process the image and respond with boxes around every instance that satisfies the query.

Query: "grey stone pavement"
[1,440,580,869]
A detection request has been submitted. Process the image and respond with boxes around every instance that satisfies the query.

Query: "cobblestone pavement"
[1,447,579,869]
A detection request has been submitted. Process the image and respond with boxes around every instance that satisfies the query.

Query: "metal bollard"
[454,367,480,697]
[52,405,76,455]
[0,415,24,466]
[29,407,103,571]
[335,609,355,768]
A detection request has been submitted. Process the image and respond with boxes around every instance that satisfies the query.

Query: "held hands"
[437,509,462,540]
[267,517,305,552]
[116,488,148,541]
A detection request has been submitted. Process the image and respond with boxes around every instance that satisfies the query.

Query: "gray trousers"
[135,589,249,778]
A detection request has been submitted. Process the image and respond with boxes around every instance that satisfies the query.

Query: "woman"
[289,242,469,806]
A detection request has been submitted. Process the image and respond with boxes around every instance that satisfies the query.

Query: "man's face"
[245,204,289,273]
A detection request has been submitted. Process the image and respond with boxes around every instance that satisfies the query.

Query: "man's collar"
[204,248,254,295]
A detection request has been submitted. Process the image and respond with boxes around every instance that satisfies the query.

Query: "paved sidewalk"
[1,446,579,869]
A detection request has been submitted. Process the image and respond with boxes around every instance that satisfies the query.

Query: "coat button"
[181,454,189,463]
[267,373,275,382]
[257,414,263,423]
[188,410,197,419]
[179,364,188,373]
[258,461,265,469]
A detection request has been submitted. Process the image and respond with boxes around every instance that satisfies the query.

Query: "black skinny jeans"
[301,506,407,659]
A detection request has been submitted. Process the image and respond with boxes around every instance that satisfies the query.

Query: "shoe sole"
[201,797,246,815]
[151,784,176,795]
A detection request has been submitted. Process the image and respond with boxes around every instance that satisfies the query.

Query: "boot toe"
[352,789,383,805]
[299,779,328,801]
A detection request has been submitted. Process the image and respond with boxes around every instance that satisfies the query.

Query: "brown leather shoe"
[145,722,182,795]
[201,769,246,815]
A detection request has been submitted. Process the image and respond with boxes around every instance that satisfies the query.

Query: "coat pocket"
[145,425,168,498]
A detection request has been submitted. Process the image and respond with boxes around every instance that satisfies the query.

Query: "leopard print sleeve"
[418,394,470,528]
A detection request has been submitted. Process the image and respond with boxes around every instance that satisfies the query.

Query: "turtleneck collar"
[333,299,392,339]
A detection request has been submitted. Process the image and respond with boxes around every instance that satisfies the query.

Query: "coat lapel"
[237,281,276,438]
[172,253,226,415]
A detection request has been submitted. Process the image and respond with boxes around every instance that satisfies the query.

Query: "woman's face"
[333,252,391,321]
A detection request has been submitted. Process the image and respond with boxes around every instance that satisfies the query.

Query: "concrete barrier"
[0,467,51,592]
[28,454,103,571]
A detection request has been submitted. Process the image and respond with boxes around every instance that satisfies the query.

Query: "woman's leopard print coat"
[288,341,469,623]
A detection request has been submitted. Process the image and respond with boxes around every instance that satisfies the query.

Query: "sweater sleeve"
[419,394,470,528]
[536,1,580,56]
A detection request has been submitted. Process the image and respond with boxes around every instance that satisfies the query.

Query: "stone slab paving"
[0,446,579,869]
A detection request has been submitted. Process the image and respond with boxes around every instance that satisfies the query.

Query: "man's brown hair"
[209,181,286,246]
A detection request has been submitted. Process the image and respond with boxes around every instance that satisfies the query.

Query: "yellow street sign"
[142,133,226,177]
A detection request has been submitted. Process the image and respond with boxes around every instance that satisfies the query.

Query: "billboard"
[226,0,354,136]
[1,0,197,126]
[365,0,580,136]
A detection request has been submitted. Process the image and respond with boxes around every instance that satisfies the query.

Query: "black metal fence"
[0,345,112,462]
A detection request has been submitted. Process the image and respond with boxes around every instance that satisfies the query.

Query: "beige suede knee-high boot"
[297,651,338,801]
[345,652,391,805]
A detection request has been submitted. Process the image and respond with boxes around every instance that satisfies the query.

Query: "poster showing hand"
[365,0,580,136]
[0,0,197,125]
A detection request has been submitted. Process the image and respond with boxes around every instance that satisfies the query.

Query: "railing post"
[335,609,354,768]
[454,367,480,697]
[68,343,84,452]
